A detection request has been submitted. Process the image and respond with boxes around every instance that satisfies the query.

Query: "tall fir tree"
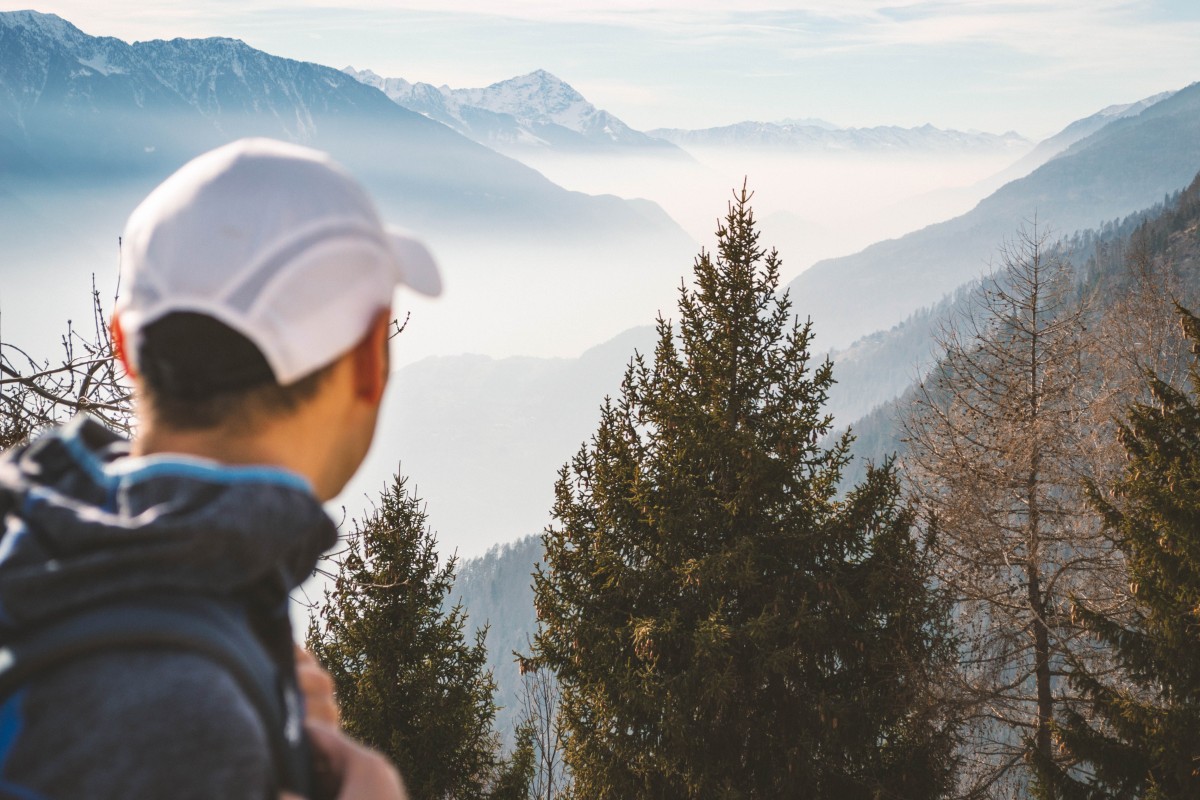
[1038,306,1200,799]
[308,472,530,800]
[532,187,957,800]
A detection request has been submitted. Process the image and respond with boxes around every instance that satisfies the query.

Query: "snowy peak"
[464,69,591,127]
[0,9,133,74]
[455,70,642,143]
[0,10,145,123]
[0,12,402,133]
[343,65,677,153]
[345,66,414,100]
[0,10,88,49]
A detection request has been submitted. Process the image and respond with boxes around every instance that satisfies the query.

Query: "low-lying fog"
[514,146,1030,282]
[4,145,1032,375]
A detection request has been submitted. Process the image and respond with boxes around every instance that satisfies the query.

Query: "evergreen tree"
[1038,306,1200,799]
[532,187,957,800]
[308,473,528,800]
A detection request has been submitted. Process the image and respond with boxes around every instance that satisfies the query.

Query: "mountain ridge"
[784,80,1200,349]
[0,9,692,245]
[649,119,1031,154]
[344,65,679,155]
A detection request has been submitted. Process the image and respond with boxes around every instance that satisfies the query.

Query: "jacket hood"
[0,416,339,632]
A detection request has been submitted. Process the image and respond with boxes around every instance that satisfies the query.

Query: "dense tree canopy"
[533,187,957,800]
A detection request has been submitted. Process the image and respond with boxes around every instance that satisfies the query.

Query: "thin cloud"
[819,1,1200,77]
[33,0,1200,58]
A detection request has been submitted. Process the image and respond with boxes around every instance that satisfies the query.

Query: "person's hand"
[286,649,404,799]
[294,722,408,800]
[295,646,340,727]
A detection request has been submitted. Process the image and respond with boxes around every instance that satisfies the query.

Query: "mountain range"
[345,64,1039,162]
[344,66,680,155]
[785,82,1200,349]
[0,10,687,244]
[649,120,1030,154]
[355,80,1200,562]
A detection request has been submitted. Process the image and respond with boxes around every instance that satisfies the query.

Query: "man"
[0,138,438,798]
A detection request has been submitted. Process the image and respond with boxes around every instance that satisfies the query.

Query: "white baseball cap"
[116,138,442,386]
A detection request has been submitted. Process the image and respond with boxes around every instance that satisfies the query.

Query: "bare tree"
[1,280,132,449]
[1084,221,1199,487]
[515,653,570,800]
[902,223,1119,797]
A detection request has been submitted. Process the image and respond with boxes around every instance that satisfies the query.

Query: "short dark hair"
[138,312,334,431]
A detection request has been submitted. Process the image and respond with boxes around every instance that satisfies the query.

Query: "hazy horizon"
[16,1,1200,138]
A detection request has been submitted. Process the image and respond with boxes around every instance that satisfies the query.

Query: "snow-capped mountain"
[344,66,677,154]
[0,10,423,175]
[0,10,692,247]
[648,120,1030,154]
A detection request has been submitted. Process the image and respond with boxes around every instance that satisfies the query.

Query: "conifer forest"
[5,174,1200,799]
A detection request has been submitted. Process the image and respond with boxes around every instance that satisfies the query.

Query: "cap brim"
[387,227,442,297]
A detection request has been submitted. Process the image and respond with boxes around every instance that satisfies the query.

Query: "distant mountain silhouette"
[784,82,1200,349]
[649,120,1030,154]
[359,324,659,556]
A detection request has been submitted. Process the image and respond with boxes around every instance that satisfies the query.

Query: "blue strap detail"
[0,689,48,799]
[0,780,46,800]
[0,689,24,767]
[58,421,313,495]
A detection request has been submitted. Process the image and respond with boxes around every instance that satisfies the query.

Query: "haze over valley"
[2,7,1199,565]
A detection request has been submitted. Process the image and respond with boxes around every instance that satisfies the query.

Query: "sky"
[9,1,1200,139]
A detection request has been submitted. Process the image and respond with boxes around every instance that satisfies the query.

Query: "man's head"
[112,138,441,498]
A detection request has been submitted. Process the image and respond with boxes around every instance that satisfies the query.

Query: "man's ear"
[351,309,392,404]
[110,316,137,379]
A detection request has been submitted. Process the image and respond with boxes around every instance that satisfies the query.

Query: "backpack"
[0,593,320,799]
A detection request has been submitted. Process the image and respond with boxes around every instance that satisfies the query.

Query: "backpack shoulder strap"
[0,595,315,798]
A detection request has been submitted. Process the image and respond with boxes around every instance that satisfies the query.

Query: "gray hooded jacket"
[0,416,338,799]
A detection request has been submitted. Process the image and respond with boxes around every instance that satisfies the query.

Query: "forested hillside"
[449,536,544,747]
[843,171,1200,486]
[453,170,1200,777]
